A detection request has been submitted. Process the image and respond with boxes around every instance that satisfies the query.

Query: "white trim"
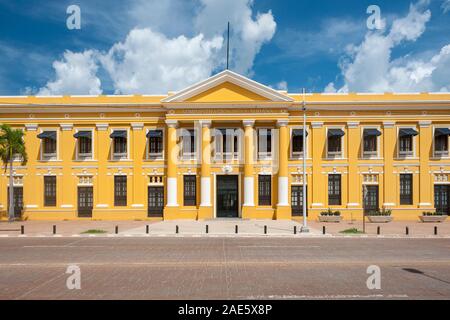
[290,126,309,160]
[396,125,417,159]
[145,127,165,161]
[243,176,255,207]
[325,125,345,159]
[277,176,289,206]
[60,123,73,131]
[361,125,381,159]
[166,177,178,207]
[96,123,108,131]
[39,128,59,161]
[432,125,450,159]
[75,128,95,161]
[25,123,38,131]
[110,127,130,161]
[162,70,294,103]
[200,177,211,207]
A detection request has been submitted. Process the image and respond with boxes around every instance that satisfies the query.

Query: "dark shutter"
[183,175,196,206]
[328,174,341,205]
[114,176,127,206]
[44,176,57,206]
[258,175,272,206]
[400,174,413,205]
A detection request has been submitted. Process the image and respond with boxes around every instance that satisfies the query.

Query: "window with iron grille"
[435,135,448,152]
[114,136,127,154]
[44,176,56,206]
[328,174,341,205]
[292,130,304,154]
[258,129,272,158]
[399,135,413,153]
[363,135,377,153]
[114,175,127,206]
[43,136,57,155]
[400,174,413,205]
[183,175,196,206]
[182,129,196,158]
[148,130,163,156]
[78,135,92,155]
[258,175,272,206]
[328,135,341,153]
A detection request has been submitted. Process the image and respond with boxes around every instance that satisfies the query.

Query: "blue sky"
[0,0,449,95]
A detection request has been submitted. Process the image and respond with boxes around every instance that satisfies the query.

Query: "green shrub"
[320,208,341,216]
[422,211,447,216]
[366,208,392,216]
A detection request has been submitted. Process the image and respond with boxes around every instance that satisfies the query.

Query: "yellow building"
[0,70,449,221]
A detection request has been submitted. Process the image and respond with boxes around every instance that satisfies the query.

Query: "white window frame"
[213,127,240,162]
[39,128,59,161]
[179,127,198,161]
[290,126,309,159]
[396,126,417,159]
[75,128,95,161]
[146,127,165,160]
[325,126,345,159]
[361,126,381,159]
[432,125,450,158]
[257,128,274,160]
[110,128,130,161]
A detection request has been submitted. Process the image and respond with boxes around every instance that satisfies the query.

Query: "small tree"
[0,124,27,221]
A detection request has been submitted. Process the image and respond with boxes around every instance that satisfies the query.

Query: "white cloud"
[275,81,288,91]
[195,0,276,75]
[442,0,450,13]
[326,1,450,93]
[100,28,223,94]
[38,50,102,96]
[38,0,276,95]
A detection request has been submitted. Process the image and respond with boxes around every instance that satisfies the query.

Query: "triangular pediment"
[161,70,293,103]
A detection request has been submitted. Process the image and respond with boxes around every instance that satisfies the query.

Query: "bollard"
[176,225,179,234]
[235,225,238,234]
[434,226,438,236]
[377,226,380,235]
[206,225,209,234]
[406,226,409,235]
[115,226,118,234]
[264,225,267,234]
[21,225,24,235]
[53,225,56,235]
[146,225,149,234]
[322,226,326,235]
[294,226,297,234]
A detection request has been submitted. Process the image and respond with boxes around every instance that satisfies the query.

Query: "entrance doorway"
[363,185,379,213]
[291,185,307,216]
[77,186,93,217]
[7,186,23,218]
[148,186,164,217]
[434,185,450,214]
[216,175,239,218]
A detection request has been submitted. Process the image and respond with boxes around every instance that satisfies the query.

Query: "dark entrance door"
[216,175,239,218]
[148,186,164,217]
[78,186,93,217]
[7,186,23,218]
[363,185,379,213]
[291,185,307,216]
[434,185,450,214]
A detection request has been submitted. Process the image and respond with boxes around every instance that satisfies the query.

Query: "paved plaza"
[0,219,449,237]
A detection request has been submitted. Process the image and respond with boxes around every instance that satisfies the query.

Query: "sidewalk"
[0,219,449,238]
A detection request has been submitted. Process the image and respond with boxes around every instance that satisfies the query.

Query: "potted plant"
[419,211,448,223]
[367,208,393,223]
[319,208,342,222]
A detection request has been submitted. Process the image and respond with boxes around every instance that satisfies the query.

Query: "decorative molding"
[131,123,144,130]
[60,123,73,131]
[276,119,289,127]
[165,119,178,128]
[347,121,360,129]
[419,120,432,128]
[96,123,109,131]
[311,121,323,129]
[199,120,212,128]
[243,119,255,127]
[161,70,294,103]
[383,121,395,128]
[25,123,38,131]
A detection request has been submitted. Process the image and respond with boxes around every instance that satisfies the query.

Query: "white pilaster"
[166,177,178,207]
[200,177,211,207]
[243,176,255,206]
[277,176,289,206]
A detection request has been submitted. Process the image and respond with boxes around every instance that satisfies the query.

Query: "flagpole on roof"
[226,22,230,70]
